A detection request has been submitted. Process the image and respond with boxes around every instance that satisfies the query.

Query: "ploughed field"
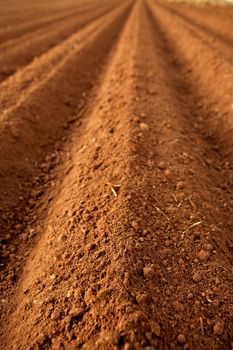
[0,0,233,349]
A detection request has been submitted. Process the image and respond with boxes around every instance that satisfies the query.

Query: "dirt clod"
[139,122,149,130]
[197,250,210,261]
[151,322,161,337]
[136,293,149,304]
[143,266,155,279]
[192,272,202,283]
[177,333,186,344]
[176,181,185,190]
[213,320,224,335]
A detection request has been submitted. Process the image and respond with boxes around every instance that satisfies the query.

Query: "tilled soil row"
[148,0,233,190]
[0,0,93,30]
[0,1,117,47]
[0,2,137,349]
[0,2,131,114]
[0,0,233,349]
[0,0,133,334]
[0,1,122,83]
[155,1,233,68]
[0,3,91,43]
[147,0,233,219]
[0,1,132,209]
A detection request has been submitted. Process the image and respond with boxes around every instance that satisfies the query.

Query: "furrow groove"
[0,0,232,349]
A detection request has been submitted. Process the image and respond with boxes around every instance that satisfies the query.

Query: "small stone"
[192,272,202,283]
[205,158,212,165]
[165,169,171,176]
[205,243,213,251]
[50,310,61,320]
[84,288,93,305]
[131,221,139,229]
[176,181,185,190]
[178,258,185,265]
[143,266,155,279]
[160,277,167,284]
[59,234,67,242]
[136,293,149,304]
[145,332,153,340]
[176,192,185,200]
[36,332,47,345]
[139,122,149,130]
[28,229,36,239]
[197,250,210,262]
[187,292,193,299]
[158,161,166,170]
[82,213,92,222]
[160,248,172,256]
[15,224,24,233]
[177,333,186,344]
[151,322,161,337]
[133,116,140,123]
[69,307,85,317]
[66,290,73,298]
[213,320,224,335]
[21,232,28,241]
[212,300,220,307]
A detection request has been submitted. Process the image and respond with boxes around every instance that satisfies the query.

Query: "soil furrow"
[0,3,111,45]
[0,5,86,43]
[149,0,233,148]
[163,2,233,39]
[0,0,232,349]
[0,3,131,117]
[0,1,94,30]
[155,1,233,65]
[0,0,132,300]
[0,2,121,83]
[0,2,138,349]
[107,1,233,347]
[146,0,233,228]
[0,0,121,45]
[161,2,233,44]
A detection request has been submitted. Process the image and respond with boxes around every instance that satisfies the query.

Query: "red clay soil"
[0,0,233,349]
[0,0,122,82]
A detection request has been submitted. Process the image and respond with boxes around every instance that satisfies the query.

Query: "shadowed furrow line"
[0,3,131,115]
[149,0,233,147]
[0,2,133,248]
[155,0,233,65]
[0,1,121,83]
[0,1,232,349]
[0,2,139,348]
[147,0,233,175]
[0,1,117,47]
[124,1,233,347]
[0,0,99,33]
[0,4,86,43]
[0,1,119,45]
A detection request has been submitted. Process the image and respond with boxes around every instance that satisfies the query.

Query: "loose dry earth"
[0,0,233,349]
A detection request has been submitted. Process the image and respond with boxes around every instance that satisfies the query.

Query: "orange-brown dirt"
[0,0,233,349]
